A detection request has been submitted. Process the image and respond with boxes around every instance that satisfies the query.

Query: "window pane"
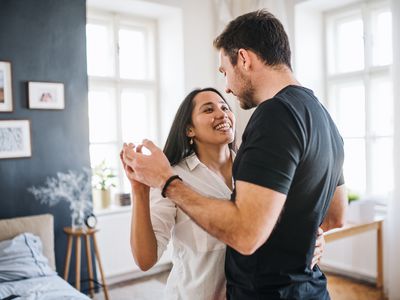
[86,23,114,76]
[89,144,119,170]
[120,90,156,143]
[370,138,393,196]
[343,138,366,194]
[331,82,365,137]
[119,28,147,79]
[88,89,117,143]
[336,18,364,73]
[371,10,392,66]
[370,76,393,136]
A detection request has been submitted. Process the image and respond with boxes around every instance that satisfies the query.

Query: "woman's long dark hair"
[163,87,236,166]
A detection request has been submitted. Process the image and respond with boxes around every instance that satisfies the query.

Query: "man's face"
[218,49,256,110]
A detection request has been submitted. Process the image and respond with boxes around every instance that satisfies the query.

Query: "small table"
[324,217,384,288]
[63,227,109,299]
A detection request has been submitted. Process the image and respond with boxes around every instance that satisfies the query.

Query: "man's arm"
[122,141,286,255]
[166,179,286,255]
[321,184,347,231]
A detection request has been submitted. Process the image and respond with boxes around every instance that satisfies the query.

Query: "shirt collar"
[185,153,202,171]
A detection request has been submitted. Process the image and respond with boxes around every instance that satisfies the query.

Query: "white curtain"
[213,0,295,145]
[387,1,400,299]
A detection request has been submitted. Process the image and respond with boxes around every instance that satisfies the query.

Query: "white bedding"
[0,275,90,300]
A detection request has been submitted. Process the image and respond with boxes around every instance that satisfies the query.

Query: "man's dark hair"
[163,87,236,166]
[213,9,292,70]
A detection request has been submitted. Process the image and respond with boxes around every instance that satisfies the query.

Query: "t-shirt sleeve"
[337,170,345,186]
[235,100,303,195]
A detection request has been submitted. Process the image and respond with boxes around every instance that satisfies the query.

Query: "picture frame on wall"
[28,81,65,110]
[0,120,32,159]
[0,61,13,112]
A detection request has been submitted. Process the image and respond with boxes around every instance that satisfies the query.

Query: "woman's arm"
[130,187,158,271]
[121,146,157,271]
[121,144,175,271]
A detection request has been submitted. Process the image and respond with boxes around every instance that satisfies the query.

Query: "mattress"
[0,275,90,300]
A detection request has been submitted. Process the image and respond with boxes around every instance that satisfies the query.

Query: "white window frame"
[324,0,393,200]
[87,9,159,193]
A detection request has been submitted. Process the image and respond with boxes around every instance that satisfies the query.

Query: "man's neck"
[252,65,300,105]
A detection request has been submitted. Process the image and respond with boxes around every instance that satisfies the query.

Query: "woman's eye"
[204,107,213,113]
[222,106,230,111]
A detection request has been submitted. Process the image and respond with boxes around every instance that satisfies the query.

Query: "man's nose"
[225,87,232,94]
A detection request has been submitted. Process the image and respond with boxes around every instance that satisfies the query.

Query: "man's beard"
[236,72,257,110]
[238,89,256,110]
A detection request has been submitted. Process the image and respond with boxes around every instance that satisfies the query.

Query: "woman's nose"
[215,108,228,119]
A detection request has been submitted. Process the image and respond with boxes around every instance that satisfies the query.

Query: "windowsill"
[374,203,387,217]
[94,204,131,217]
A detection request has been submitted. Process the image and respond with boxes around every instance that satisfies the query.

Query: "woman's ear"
[186,126,195,138]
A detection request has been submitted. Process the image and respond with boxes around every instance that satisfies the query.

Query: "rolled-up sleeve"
[149,187,177,261]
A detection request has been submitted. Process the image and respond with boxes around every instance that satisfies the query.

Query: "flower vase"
[71,210,86,231]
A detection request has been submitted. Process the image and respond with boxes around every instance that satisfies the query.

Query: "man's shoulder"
[250,97,295,129]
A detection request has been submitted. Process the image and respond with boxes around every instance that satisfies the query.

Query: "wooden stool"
[63,227,109,300]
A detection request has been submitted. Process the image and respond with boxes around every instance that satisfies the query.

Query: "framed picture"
[0,120,32,159]
[28,81,64,110]
[0,61,13,112]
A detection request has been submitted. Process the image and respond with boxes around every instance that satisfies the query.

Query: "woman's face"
[187,91,235,147]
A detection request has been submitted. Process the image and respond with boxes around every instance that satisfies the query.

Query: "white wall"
[388,1,400,298]
[294,4,325,101]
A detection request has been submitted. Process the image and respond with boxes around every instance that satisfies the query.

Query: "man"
[123,9,347,299]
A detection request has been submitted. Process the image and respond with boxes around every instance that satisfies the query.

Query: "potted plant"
[348,191,360,204]
[92,160,117,210]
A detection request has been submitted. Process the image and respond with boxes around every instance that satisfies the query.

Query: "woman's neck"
[196,144,233,190]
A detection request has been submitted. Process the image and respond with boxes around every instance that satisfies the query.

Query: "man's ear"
[237,48,251,70]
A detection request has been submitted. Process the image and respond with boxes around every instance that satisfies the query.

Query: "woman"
[120,88,324,299]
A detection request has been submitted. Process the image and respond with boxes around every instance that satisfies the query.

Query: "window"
[86,11,158,193]
[325,1,393,201]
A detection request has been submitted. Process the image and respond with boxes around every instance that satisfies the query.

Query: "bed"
[0,214,90,300]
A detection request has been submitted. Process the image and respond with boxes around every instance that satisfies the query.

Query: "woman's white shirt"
[149,152,233,300]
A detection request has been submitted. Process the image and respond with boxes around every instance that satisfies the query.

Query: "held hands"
[311,227,325,269]
[120,144,149,194]
[121,140,174,189]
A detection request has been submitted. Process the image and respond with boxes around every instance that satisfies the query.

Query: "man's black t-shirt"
[226,85,344,299]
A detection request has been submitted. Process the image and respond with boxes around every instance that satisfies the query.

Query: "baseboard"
[320,261,376,284]
[105,262,172,286]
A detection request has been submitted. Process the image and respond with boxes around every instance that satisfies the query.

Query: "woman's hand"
[120,143,149,195]
[311,227,325,269]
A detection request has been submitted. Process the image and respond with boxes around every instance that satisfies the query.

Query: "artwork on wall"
[0,120,32,159]
[28,81,64,110]
[0,61,13,112]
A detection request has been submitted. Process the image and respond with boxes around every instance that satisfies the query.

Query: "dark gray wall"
[0,0,92,286]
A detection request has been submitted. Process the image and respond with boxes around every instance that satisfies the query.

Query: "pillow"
[0,233,56,282]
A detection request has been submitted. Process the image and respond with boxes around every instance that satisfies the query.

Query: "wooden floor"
[94,271,385,300]
[327,273,385,300]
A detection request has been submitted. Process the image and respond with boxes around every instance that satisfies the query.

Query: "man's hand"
[120,145,149,194]
[311,227,325,269]
[122,139,174,189]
